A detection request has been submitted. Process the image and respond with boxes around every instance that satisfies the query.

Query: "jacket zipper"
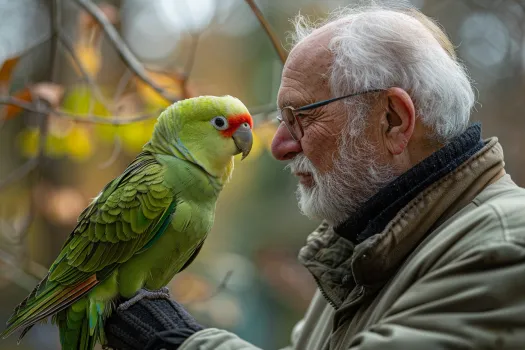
[313,276,338,309]
[313,277,366,310]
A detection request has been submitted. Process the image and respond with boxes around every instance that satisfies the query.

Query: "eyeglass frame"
[276,88,386,141]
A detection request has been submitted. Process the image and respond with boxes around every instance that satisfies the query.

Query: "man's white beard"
[286,136,396,226]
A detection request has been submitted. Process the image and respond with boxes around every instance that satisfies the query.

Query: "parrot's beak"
[232,123,253,160]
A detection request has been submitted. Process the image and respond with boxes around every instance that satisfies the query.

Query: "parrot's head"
[147,95,253,182]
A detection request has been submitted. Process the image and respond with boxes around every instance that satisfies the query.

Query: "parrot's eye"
[211,116,229,130]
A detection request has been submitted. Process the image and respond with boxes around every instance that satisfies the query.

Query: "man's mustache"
[286,154,317,174]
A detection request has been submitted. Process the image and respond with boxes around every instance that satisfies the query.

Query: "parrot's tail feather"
[15,278,97,339]
[1,275,99,340]
[16,325,33,344]
[57,301,100,350]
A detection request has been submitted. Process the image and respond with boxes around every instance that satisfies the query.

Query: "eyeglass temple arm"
[296,89,386,111]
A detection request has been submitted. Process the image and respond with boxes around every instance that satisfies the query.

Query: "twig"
[207,270,233,300]
[0,248,44,291]
[13,203,35,244]
[0,96,160,125]
[0,158,39,191]
[99,136,122,169]
[249,103,279,127]
[74,0,180,103]
[57,31,112,109]
[35,100,50,161]
[50,0,61,82]
[185,270,233,306]
[252,113,279,127]
[244,0,287,64]
[113,69,133,105]
[181,33,201,95]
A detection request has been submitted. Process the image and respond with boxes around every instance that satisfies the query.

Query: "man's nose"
[271,122,302,160]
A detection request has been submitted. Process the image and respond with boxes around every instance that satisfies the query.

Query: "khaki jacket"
[180,137,525,350]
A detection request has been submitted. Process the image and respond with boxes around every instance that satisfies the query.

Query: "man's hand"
[105,288,204,350]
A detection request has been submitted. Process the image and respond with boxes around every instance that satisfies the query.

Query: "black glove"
[105,288,204,350]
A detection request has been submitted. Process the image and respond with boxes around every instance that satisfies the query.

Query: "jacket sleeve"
[178,328,263,350]
[347,242,525,350]
[178,321,303,350]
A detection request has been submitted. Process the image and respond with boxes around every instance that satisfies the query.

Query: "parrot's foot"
[117,287,171,311]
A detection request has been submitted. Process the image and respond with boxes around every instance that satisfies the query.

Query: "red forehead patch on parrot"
[220,113,253,137]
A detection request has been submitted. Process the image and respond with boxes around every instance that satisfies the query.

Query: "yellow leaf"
[18,128,39,158]
[72,44,101,77]
[61,84,110,116]
[118,119,156,153]
[135,71,184,108]
[254,121,277,150]
[65,127,93,161]
[17,129,67,158]
[47,134,68,157]
[95,124,118,142]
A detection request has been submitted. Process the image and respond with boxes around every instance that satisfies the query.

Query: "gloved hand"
[105,287,204,350]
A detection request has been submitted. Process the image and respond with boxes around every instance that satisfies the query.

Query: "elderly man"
[105,2,525,350]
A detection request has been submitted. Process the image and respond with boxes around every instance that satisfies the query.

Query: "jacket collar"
[334,123,484,244]
[298,137,506,308]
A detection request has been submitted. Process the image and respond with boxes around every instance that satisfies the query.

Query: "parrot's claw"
[117,287,171,311]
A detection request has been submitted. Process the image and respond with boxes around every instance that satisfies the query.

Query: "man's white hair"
[290,0,476,143]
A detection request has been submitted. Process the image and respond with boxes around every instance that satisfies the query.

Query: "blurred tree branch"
[0,158,39,191]
[0,95,160,124]
[58,31,111,110]
[245,0,287,64]
[181,33,201,96]
[0,248,45,291]
[74,0,180,103]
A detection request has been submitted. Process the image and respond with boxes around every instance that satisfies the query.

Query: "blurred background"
[1,0,524,349]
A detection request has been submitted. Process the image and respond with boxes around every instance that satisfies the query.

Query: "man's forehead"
[287,24,335,71]
[279,23,337,106]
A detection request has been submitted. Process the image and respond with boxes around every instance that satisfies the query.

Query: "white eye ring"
[211,116,229,130]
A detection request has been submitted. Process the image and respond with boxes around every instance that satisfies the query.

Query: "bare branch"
[209,270,233,299]
[249,103,278,127]
[57,31,112,110]
[0,248,45,291]
[34,100,49,160]
[50,0,61,82]
[244,0,287,64]
[113,69,133,104]
[13,202,35,244]
[186,270,234,306]
[181,33,201,95]
[74,0,180,103]
[0,95,160,125]
[0,158,38,191]
[99,136,122,169]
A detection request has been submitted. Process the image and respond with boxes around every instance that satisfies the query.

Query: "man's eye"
[296,112,309,121]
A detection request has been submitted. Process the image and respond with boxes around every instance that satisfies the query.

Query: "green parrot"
[1,95,253,349]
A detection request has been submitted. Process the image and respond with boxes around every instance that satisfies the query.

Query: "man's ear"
[382,88,416,155]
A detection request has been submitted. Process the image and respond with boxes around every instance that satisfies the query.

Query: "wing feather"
[2,151,178,337]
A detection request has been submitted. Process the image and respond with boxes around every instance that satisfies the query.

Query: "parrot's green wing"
[2,151,176,339]
[48,151,175,284]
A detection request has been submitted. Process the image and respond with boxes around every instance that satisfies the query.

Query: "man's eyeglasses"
[276,89,385,141]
